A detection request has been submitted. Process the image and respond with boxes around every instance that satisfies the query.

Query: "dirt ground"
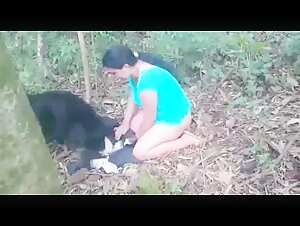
[54,75,300,195]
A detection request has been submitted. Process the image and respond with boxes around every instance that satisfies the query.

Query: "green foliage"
[166,179,182,195]
[281,34,300,63]
[136,170,163,194]
[250,143,273,170]
[2,31,297,97]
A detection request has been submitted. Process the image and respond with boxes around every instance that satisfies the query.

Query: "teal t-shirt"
[128,66,192,125]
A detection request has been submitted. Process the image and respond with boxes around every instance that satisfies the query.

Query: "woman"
[102,45,199,161]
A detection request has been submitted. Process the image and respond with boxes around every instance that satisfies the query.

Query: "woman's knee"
[132,141,148,161]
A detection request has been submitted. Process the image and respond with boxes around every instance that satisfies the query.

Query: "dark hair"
[102,45,178,80]
[102,45,138,69]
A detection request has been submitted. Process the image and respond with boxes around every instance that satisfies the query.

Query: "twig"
[281,182,300,194]
[274,132,300,165]
[200,147,206,188]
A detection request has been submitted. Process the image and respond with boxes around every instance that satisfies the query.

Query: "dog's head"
[101,129,137,156]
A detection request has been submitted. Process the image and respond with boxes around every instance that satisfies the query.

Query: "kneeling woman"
[102,45,199,161]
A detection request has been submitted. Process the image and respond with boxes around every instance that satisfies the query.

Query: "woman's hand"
[114,122,130,140]
[114,93,137,140]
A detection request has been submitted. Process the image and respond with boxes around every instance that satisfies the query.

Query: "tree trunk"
[77,32,91,103]
[0,39,63,194]
[37,32,43,73]
[91,31,98,96]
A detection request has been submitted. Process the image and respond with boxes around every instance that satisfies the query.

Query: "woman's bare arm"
[136,90,157,138]
[122,93,138,126]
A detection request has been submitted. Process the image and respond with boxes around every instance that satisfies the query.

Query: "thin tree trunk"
[77,31,91,103]
[37,32,48,80]
[91,31,98,96]
[37,32,43,73]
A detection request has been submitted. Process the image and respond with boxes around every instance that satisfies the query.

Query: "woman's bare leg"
[142,133,200,160]
[132,114,200,161]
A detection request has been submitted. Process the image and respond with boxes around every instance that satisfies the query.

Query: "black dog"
[27,90,136,174]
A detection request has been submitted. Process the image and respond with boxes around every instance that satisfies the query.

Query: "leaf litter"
[53,70,300,195]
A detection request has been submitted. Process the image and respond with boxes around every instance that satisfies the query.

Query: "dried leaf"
[227,147,237,151]
[102,180,113,194]
[164,160,171,166]
[216,170,234,185]
[234,183,242,193]
[126,175,138,192]
[270,86,282,92]
[87,174,101,183]
[190,85,198,92]
[202,183,219,194]
[68,168,89,184]
[122,165,138,176]
[178,155,192,160]
[282,96,294,106]
[240,148,251,155]
[56,149,70,160]
[120,98,127,106]
[218,88,228,101]
[287,118,300,126]
[254,106,264,115]
[216,130,224,138]
[102,99,115,105]
[241,159,257,174]
[225,117,235,129]
[177,163,189,174]
[286,162,294,170]
[278,141,285,153]
[106,110,115,114]
[201,113,213,124]
[286,75,298,87]
[117,181,128,191]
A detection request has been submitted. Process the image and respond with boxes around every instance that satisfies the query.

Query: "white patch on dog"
[102,136,124,156]
[113,140,123,152]
[90,157,119,174]
[123,138,131,146]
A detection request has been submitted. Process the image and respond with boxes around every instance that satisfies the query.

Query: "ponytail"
[135,51,178,80]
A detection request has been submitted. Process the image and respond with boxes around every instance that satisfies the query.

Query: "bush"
[1,31,295,97]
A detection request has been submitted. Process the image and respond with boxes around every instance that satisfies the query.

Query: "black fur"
[107,144,142,168]
[27,91,117,152]
[27,90,138,175]
[27,91,121,173]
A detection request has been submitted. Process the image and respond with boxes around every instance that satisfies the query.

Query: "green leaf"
[263,62,273,69]
[137,170,162,194]
[250,41,266,52]
[168,180,181,195]
[262,55,272,63]
[233,96,248,107]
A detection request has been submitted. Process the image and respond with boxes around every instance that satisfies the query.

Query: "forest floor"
[54,74,300,195]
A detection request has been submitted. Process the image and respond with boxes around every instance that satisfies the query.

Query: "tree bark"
[0,39,63,194]
[91,31,98,95]
[77,32,91,103]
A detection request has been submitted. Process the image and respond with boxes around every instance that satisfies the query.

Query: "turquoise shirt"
[128,66,192,125]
